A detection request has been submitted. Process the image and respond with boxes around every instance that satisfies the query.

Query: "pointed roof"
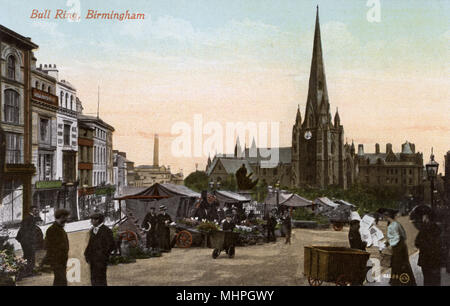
[295,104,302,125]
[304,6,330,127]
[334,107,340,126]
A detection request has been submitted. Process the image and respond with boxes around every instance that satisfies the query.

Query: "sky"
[1,0,448,176]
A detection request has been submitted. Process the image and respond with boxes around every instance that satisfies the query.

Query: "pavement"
[365,251,450,286]
[11,216,450,286]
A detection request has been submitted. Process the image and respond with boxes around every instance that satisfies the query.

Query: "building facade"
[77,121,94,188]
[133,134,184,187]
[30,60,65,223]
[78,114,114,187]
[0,25,37,224]
[38,64,79,219]
[356,142,424,196]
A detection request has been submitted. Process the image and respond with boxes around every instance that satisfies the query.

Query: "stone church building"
[206,8,423,195]
[291,8,355,189]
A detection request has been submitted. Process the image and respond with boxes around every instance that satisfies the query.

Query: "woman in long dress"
[383,209,416,286]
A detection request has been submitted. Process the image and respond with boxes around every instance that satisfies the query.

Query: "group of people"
[16,207,115,286]
[348,207,444,286]
[264,208,292,244]
[141,205,173,252]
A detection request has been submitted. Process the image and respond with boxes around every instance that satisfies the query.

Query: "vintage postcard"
[0,0,449,296]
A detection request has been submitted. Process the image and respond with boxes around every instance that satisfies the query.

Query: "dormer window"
[7,55,16,80]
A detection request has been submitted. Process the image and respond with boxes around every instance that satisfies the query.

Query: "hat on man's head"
[89,212,104,220]
[159,205,167,211]
[225,211,233,217]
[377,208,399,219]
[54,209,70,219]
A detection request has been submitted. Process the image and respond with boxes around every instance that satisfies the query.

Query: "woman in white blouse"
[383,209,416,286]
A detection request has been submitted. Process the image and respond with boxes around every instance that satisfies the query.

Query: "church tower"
[291,7,348,189]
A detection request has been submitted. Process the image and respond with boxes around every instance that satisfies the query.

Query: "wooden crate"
[304,246,370,283]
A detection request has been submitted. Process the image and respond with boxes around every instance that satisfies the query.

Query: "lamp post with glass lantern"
[425,148,439,211]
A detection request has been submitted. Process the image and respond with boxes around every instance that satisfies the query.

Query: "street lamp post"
[425,148,439,211]
[266,185,272,217]
[275,181,280,211]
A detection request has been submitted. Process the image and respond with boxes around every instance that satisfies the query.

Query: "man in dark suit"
[222,213,236,257]
[16,206,42,277]
[415,211,442,286]
[157,205,172,252]
[142,207,158,250]
[84,212,115,286]
[265,210,277,243]
[44,209,70,286]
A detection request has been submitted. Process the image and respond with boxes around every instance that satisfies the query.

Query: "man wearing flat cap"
[44,209,70,286]
[84,212,115,286]
[157,205,172,252]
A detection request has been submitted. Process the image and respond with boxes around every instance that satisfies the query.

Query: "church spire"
[334,107,340,127]
[295,104,302,125]
[304,6,330,126]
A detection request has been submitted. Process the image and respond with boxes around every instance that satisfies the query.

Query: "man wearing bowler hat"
[157,205,172,252]
[84,212,115,286]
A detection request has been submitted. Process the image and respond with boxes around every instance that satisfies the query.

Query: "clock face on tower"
[304,131,312,140]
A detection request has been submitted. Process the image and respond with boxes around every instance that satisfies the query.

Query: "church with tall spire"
[291,7,356,189]
[206,7,357,189]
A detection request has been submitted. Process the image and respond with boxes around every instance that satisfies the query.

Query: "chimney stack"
[358,144,364,156]
[375,143,380,154]
[386,143,393,153]
[153,134,159,167]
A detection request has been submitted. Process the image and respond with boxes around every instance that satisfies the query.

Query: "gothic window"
[4,89,20,124]
[41,83,45,91]
[35,81,39,88]
[65,93,68,108]
[331,141,335,154]
[70,95,74,110]
[7,55,16,80]
[48,86,51,93]
[318,80,323,90]
[60,92,63,106]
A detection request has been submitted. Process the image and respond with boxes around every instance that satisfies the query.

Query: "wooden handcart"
[209,230,239,259]
[304,246,370,286]
[171,223,205,248]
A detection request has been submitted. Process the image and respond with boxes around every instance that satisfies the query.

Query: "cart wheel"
[176,230,193,248]
[333,223,344,231]
[119,231,138,248]
[212,249,220,259]
[307,276,323,286]
[335,274,351,286]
